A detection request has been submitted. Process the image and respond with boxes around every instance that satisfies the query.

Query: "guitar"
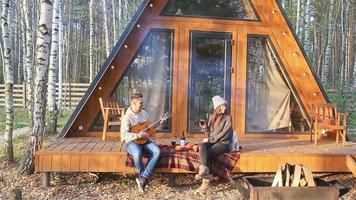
[131,112,171,144]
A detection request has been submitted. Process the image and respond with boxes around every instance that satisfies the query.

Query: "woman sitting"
[195,95,233,194]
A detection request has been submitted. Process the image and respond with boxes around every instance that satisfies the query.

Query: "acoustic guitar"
[131,112,171,144]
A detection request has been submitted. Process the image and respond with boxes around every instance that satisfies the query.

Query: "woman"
[195,95,233,194]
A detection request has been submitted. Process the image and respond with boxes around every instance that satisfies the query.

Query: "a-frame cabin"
[35,0,356,181]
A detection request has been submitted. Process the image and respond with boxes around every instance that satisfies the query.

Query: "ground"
[0,160,355,200]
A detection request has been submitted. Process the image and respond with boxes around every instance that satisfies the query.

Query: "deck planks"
[35,137,356,173]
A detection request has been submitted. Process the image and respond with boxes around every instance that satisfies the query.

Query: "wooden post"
[10,186,22,200]
[167,174,176,187]
[42,172,50,187]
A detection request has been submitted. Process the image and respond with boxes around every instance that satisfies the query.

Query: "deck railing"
[0,83,90,108]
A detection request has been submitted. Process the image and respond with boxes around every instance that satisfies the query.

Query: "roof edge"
[59,0,150,138]
[274,0,330,103]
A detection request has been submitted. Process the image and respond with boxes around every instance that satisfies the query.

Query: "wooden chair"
[99,97,126,140]
[311,103,347,145]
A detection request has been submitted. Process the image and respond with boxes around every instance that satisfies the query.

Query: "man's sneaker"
[135,176,146,193]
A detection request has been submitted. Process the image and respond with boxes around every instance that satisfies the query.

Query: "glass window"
[188,32,232,133]
[161,0,259,20]
[90,29,173,132]
[246,36,310,133]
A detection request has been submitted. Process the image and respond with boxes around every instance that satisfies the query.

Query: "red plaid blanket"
[126,149,240,180]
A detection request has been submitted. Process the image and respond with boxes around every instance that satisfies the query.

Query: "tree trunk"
[348,0,355,88]
[2,0,14,162]
[47,0,60,135]
[89,0,94,82]
[23,0,34,127]
[102,0,110,57]
[58,1,63,114]
[296,0,302,36]
[304,0,312,57]
[22,0,53,175]
[118,0,122,33]
[112,0,117,41]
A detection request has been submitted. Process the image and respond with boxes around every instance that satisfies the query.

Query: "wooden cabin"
[35,0,356,184]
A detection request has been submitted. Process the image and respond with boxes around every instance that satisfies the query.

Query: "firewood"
[302,166,316,186]
[272,167,283,187]
[284,164,291,186]
[291,165,302,186]
[299,177,307,187]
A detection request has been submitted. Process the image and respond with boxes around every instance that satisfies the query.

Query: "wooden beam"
[346,155,356,177]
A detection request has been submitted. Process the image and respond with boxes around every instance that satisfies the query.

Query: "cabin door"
[186,31,233,137]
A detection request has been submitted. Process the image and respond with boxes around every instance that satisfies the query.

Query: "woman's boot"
[195,178,211,195]
[195,165,210,180]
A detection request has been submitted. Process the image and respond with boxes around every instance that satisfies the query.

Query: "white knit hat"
[212,95,227,110]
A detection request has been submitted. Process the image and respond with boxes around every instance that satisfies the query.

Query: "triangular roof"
[60,0,328,138]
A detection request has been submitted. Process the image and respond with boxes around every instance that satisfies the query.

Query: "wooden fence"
[0,83,90,108]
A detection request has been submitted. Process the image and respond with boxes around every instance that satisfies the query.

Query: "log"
[272,167,283,187]
[284,164,291,186]
[299,177,307,187]
[291,165,302,186]
[302,166,316,186]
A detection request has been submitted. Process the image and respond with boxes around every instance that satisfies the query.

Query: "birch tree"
[304,0,312,56]
[102,0,110,57]
[23,0,34,126]
[47,0,60,134]
[2,0,14,162]
[89,0,94,82]
[112,0,117,41]
[22,0,53,174]
[58,1,63,113]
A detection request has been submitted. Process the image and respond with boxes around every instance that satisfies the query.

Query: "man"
[120,93,161,192]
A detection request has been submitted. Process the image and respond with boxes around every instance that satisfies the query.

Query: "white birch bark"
[23,0,34,125]
[47,0,60,134]
[58,1,63,113]
[2,0,14,162]
[124,0,128,21]
[296,0,302,36]
[118,0,122,33]
[102,0,110,57]
[303,0,312,55]
[322,0,336,85]
[89,0,94,82]
[112,0,117,41]
[22,0,53,174]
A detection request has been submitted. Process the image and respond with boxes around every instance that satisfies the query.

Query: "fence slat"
[0,83,89,108]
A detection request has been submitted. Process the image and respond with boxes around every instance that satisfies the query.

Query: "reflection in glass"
[90,30,173,132]
[162,0,258,20]
[189,32,232,133]
[246,36,310,133]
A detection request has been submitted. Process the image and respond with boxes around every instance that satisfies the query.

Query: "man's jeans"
[126,140,161,179]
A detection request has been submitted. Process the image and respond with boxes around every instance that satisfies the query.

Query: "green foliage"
[0,108,30,132]
[57,110,74,129]
[0,108,73,133]
[327,85,356,129]
[0,133,59,162]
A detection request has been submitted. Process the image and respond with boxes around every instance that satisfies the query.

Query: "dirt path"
[0,161,355,200]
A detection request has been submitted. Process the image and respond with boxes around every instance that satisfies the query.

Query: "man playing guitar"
[120,93,164,192]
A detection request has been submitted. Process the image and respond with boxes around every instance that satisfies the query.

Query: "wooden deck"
[35,137,356,173]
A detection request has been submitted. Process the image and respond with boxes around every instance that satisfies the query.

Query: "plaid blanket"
[126,149,240,180]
